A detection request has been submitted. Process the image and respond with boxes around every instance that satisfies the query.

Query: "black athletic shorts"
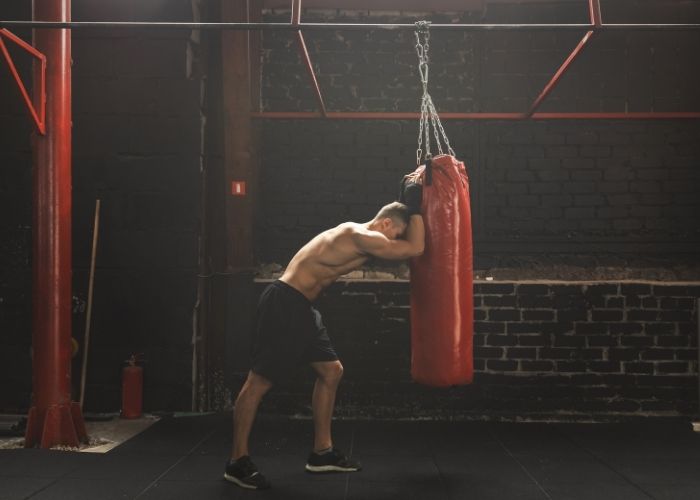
[251,280,339,384]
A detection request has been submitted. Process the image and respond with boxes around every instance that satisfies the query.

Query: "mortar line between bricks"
[132,428,218,499]
[553,427,659,500]
[486,424,553,500]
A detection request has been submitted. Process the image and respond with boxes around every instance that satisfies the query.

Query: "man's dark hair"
[374,202,410,226]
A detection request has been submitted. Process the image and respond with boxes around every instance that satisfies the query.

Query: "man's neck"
[365,220,378,231]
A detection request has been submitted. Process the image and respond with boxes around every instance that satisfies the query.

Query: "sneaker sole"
[223,473,269,490]
[305,464,361,473]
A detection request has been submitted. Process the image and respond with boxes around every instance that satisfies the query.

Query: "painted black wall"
[257,6,700,271]
[0,0,200,412]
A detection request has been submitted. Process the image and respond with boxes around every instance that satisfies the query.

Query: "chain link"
[414,20,455,164]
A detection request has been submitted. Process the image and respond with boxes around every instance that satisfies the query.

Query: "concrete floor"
[1,413,700,500]
[0,415,159,453]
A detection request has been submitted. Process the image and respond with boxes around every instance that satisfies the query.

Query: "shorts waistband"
[271,279,311,305]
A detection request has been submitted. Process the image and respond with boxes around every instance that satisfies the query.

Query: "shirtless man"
[224,196,424,490]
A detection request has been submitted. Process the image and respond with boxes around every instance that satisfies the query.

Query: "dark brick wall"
[0,0,201,412]
[2,0,700,419]
[70,4,202,412]
[248,279,699,420]
[0,2,33,413]
[250,0,700,421]
[257,6,700,273]
[259,119,700,267]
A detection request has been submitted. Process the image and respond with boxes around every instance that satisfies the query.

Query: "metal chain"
[414,20,455,164]
[428,95,443,156]
[429,94,455,157]
[415,21,429,165]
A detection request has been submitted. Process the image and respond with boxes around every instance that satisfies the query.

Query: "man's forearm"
[406,215,425,255]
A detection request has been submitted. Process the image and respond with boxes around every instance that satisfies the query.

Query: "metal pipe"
[32,0,73,427]
[291,0,301,25]
[250,111,700,120]
[1,21,700,31]
[24,0,87,449]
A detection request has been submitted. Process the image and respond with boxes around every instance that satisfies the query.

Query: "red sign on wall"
[231,181,246,196]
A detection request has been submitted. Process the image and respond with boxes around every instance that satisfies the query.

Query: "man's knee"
[241,371,274,398]
[315,360,344,384]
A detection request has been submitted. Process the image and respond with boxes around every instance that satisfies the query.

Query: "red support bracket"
[589,0,603,26]
[291,0,327,117]
[0,28,46,135]
[524,29,595,118]
[524,0,603,117]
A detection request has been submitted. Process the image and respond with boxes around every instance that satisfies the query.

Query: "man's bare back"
[280,211,425,302]
[280,223,368,301]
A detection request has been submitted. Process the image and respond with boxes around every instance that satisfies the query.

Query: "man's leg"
[231,370,273,460]
[310,360,343,452]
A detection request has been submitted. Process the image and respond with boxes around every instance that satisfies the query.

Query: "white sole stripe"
[223,473,260,489]
[305,464,360,472]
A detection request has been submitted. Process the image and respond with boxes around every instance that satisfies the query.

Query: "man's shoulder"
[329,223,376,252]
[335,222,366,235]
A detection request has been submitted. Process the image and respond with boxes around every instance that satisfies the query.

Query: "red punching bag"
[408,154,474,387]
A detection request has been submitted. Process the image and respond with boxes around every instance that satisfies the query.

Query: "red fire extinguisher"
[121,354,144,419]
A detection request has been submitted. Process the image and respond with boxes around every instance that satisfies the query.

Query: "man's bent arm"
[405,215,425,256]
[353,215,425,260]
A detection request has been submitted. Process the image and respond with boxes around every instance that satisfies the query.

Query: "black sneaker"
[305,448,362,473]
[224,456,271,490]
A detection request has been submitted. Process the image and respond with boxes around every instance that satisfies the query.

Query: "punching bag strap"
[398,176,408,203]
[425,157,433,186]
[415,21,455,167]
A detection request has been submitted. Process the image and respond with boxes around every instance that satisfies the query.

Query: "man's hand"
[399,172,424,215]
[403,183,422,215]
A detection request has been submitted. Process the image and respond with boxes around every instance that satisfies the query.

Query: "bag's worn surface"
[408,154,474,387]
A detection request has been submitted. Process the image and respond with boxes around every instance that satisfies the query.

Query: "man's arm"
[353,215,425,260]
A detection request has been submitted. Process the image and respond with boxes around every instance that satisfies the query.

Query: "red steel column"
[25,0,87,449]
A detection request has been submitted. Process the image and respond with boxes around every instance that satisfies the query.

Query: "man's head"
[370,202,410,240]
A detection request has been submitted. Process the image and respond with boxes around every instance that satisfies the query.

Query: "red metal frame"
[292,0,327,116]
[0,28,46,134]
[524,0,601,117]
[256,0,699,120]
[589,0,603,27]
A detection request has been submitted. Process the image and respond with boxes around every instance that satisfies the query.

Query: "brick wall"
[259,119,700,269]
[248,280,699,421]
[2,0,700,417]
